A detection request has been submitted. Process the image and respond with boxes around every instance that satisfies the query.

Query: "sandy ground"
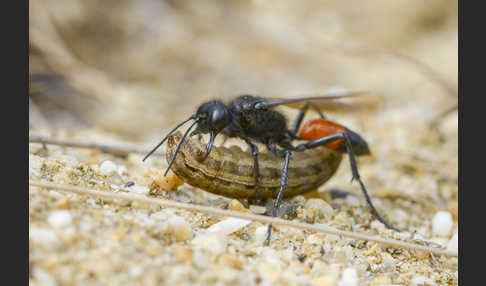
[29,1,457,285]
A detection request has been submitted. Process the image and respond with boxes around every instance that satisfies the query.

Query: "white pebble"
[411,275,434,285]
[32,267,58,286]
[127,185,149,195]
[30,228,60,248]
[99,160,118,176]
[249,205,267,214]
[192,251,210,269]
[254,226,269,243]
[447,231,458,252]
[338,267,359,286]
[305,198,334,217]
[432,211,453,237]
[167,216,193,241]
[206,218,250,235]
[345,195,361,207]
[381,253,396,272]
[192,232,228,255]
[129,265,144,278]
[370,220,385,231]
[48,210,73,229]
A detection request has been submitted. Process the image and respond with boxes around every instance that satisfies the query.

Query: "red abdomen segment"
[298,119,345,150]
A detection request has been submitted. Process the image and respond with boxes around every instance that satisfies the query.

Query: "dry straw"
[29,181,457,257]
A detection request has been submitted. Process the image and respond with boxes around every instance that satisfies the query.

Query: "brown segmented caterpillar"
[166,131,343,199]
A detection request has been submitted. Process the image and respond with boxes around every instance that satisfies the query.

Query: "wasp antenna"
[202,130,216,161]
[164,119,199,176]
[142,115,196,162]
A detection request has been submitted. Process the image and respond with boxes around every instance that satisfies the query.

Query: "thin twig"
[29,181,458,257]
[29,134,164,157]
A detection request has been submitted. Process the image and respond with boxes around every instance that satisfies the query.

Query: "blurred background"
[29,2,458,283]
[29,0,457,142]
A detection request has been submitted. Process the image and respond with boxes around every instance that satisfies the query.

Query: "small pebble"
[167,216,193,241]
[218,253,243,270]
[431,211,453,237]
[305,198,334,218]
[370,220,386,231]
[32,267,58,286]
[447,231,458,252]
[206,218,251,235]
[312,275,336,286]
[99,160,118,176]
[249,205,266,214]
[228,200,250,213]
[48,210,73,229]
[192,232,228,255]
[380,252,396,272]
[338,267,359,286]
[411,275,434,285]
[173,244,193,263]
[304,233,324,246]
[55,197,71,209]
[30,228,60,248]
[126,185,150,195]
[254,226,268,243]
[345,195,360,207]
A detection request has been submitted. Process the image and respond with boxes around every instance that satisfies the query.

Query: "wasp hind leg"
[294,132,399,232]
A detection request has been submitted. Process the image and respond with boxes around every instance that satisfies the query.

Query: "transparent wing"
[258,90,381,112]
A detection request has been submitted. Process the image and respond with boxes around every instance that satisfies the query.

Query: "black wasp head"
[192,101,232,136]
[190,101,232,162]
[143,100,232,176]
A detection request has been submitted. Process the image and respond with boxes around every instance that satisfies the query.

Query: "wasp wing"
[257,90,380,112]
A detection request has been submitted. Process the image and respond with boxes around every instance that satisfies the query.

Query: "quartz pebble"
[206,218,251,235]
[99,160,118,176]
[447,231,458,252]
[30,228,60,248]
[192,232,228,255]
[432,211,453,237]
[305,198,334,218]
[370,220,386,231]
[249,205,266,214]
[48,210,73,229]
[228,200,250,213]
[167,216,193,241]
[55,197,71,209]
[126,185,150,195]
[338,267,359,286]
[32,267,58,286]
[254,226,268,243]
[411,275,434,285]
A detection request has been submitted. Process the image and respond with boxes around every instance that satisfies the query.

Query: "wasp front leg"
[265,148,292,244]
[245,139,262,204]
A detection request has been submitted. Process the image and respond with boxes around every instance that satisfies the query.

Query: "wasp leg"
[294,133,399,231]
[265,149,292,244]
[245,140,262,204]
[290,102,326,137]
